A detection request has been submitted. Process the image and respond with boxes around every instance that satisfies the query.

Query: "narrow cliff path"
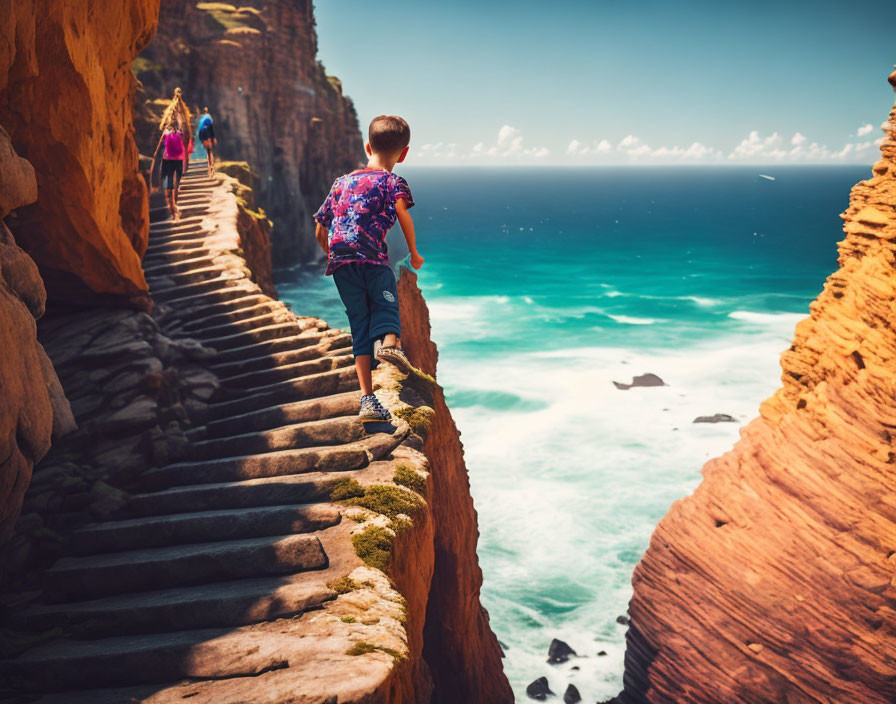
[1,162,433,703]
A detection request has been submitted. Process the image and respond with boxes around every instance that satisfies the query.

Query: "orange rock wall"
[397,269,515,704]
[615,74,896,704]
[0,0,160,307]
[0,131,75,544]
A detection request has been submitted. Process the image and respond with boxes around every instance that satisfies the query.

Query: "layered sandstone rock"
[0,131,75,544]
[0,0,160,307]
[136,0,363,264]
[398,270,516,704]
[614,72,896,704]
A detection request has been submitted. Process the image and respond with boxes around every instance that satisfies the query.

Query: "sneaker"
[376,346,414,375]
[359,394,392,422]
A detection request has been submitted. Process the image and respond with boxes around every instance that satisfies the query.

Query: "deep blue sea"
[276,166,866,701]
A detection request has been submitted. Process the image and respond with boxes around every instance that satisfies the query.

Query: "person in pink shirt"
[152,119,185,221]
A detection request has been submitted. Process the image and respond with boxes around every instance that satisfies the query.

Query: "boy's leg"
[333,263,374,390]
[355,355,373,396]
[365,265,415,373]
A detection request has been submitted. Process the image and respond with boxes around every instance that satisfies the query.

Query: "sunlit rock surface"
[0,0,160,307]
[614,72,896,704]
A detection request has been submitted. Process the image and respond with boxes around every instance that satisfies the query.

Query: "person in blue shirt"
[197,108,217,177]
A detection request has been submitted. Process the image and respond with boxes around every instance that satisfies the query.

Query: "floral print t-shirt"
[314,169,414,275]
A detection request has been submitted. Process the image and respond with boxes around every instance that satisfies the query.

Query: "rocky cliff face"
[397,270,516,704]
[614,72,896,704]
[136,0,364,264]
[0,0,160,308]
[0,130,76,544]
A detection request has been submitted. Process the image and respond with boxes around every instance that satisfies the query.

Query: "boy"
[314,115,425,422]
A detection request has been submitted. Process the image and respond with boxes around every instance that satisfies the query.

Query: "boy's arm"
[395,199,424,269]
[315,222,329,255]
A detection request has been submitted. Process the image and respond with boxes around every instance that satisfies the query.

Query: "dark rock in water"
[526,676,554,700]
[571,665,580,670]
[693,413,737,423]
[563,684,582,703]
[597,649,608,656]
[547,638,577,664]
[498,639,508,657]
[613,373,666,390]
[616,614,630,626]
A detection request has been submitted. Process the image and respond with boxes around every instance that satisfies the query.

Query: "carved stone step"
[193,391,360,440]
[139,427,406,490]
[206,329,336,365]
[191,310,296,340]
[218,353,354,390]
[180,301,285,332]
[209,334,352,378]
[142,255,216,277]
[68,503,340,554]
[122,472,342,518]
[196,321,311,351]
[0,620,338,691]
[149,274,248,301]
[204,366,359,420]
[189,415,364,461]
[20,571,337,637]
[44,534,328,602]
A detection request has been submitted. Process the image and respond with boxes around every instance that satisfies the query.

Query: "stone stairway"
[0,162,428,702]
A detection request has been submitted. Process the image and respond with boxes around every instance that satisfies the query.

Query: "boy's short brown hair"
[368,115,410,155]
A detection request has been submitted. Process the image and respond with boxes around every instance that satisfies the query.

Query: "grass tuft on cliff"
[393,463,427,497]
[394,406,435,435]
[342,485,423,519]
[330,478,365,501]
[346,641,406,660]
[352,526,394,570]
[326,576,358,594]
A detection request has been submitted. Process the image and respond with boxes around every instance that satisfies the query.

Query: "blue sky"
[313,0,894,165]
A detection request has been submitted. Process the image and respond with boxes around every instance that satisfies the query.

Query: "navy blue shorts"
[333,262,401,358]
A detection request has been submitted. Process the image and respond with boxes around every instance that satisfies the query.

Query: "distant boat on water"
[758,174,776,181]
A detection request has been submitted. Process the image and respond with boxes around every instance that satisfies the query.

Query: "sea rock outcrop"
[0,130,75,545]
[614,72,896,704]
[0,0,160,307]
[136,0,363,264]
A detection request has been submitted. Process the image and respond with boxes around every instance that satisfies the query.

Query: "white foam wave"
[607,314,657,325]
[729,310,805,325]
[428,320,790,701]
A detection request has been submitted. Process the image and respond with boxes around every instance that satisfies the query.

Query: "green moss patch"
[346,641,377,656]
[352,526,393,570]
[393,463,426,497]
[326,576,358,594]
[340,615,356,623]
[330,478,365,501]
[394,406,435,435]
[343,485,423,519]
[346,641,406,660]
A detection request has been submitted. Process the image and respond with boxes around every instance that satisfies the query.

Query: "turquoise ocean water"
[276,166,866,701]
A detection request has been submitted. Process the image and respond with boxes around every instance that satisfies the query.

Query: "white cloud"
[726,129,883,163]
[857,123,874,137]
[417,142,457,160]
[567,138,614,156]
[618,135,640,149]
[467,125,550,160]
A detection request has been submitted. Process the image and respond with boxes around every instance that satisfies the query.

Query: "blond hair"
[159,87,193,134]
